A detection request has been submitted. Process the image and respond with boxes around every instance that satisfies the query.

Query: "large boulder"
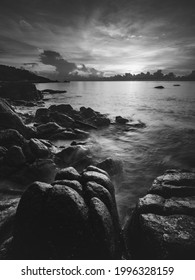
[124,170,195,259]
[0,98,35,138]
[0,82,42,101]
[4,145,26,167]
[6,167,123,259]
[0,129,25,149]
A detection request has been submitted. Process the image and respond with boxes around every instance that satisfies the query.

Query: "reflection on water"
[36,81,195,221]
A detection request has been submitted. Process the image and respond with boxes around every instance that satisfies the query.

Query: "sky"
[0,0,195,80]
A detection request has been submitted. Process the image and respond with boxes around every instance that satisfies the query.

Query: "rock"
[55,145,92,170]
[4,145,26,167]
[0,199,19,247]
[124,170,195,259]
[0,82,42,101]
[82,170,115,196]
[97,158,123,176]
[89,197,116,259]
[41,89,66,94]
[94,116,110,127]
[49,130,78,140]
[0,98,35,138]
[49,104,73,114]
[50,111,74,128]
[80,107,97,118]
[29,138,50,158]
[173,84,181,86]
[52,180,83,195]
[85,165,109,177]
[154,86,164,89]
[0,129,26,149]
[55,167,81,181]
[36,122,64,138]
[35,108,50,123]
[116,116,129,124]
[4,166,123,259]
[0,146,7,157]
[11,182,90,259]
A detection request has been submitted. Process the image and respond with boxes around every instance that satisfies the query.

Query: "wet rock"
[94,116,110,127]
[49,130,78,140]
[29,138,50,158]
[116,116,129,124]
[0,198,20,247]
[55,167,81,181]
[11,182,90,259]
[41,89,66,94]
[35,108,50,123]
[52,180,83,195]
[2,165,124,259]
[89,197,115,259]
[0,129,26,149]
[85,165,109,177]
[154,85,164,89]
[124,170,195,259]
[0,82,42,101]
[97,158,123,176]
[4,145,26,167]
[0,146,7,157]
[82,170,115,196]
[173,84,181,86]
[80,107,97,118]
[56,145,92,170]
[49,104,73,114]
[0,98,35,138]
[36,122,64,138]
[50,111,74,128]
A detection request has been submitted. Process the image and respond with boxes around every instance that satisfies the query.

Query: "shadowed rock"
[124,170,195,259]
[3,167,123,259]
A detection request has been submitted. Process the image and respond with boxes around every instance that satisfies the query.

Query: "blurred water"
[36,81,195,221]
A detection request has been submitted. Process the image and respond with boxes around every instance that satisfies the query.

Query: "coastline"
[0,81,194,259]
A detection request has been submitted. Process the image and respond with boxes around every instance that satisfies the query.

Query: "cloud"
[39,50,104,80]
[0,0,195,75]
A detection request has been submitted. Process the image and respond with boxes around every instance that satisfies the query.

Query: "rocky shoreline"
[0,82,194,259]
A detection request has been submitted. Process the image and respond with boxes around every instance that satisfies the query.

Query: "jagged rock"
[36,122,64,138]
[4,145,26,167]
[80,107,97,118]
[42,89,66,94]
[116,116,129,124]
[0,82,42,101]
[0,98,35,138]
[29,138,50,158]
[55,167,81,181]
[50,111,74,128]
[94,116,110,127]
[124,170,195,259]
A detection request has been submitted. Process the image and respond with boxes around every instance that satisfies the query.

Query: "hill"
[0,64,53,83]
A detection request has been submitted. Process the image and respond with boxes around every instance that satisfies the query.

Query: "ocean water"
[35,81,195,221]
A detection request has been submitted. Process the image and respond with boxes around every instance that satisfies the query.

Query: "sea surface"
[34,81,195,221]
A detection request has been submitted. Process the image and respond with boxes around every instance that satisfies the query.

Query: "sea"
[34,81,195,221]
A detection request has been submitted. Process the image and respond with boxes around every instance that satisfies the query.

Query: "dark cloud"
[40,50,104,80]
